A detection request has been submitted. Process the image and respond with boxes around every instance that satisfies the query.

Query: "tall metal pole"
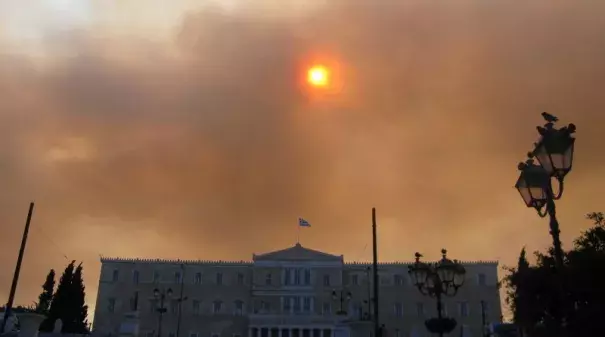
[481,300,487,337]
[1,202,35,334]
[545,186,567,337]
[436,291,444,337]
[157,294,165,337]
[176,264,185,337]
[366,267,371,320]
[372,208,380,337]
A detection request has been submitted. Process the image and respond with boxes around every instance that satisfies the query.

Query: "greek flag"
[298,218,311,227]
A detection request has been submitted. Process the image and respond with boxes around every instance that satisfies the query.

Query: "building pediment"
[253,243,343,262]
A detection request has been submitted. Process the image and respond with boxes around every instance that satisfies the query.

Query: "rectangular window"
[213,301,222,314]
[323,275,330,286]
[416,302,425,317]
[265,273,272,285]
[146,332,154,337]
[175,272,182,284]
[171,300,179,314]
[211,334,219,337]
[153,271,160,283]
[149,300,158,313]
[234,300,244,315]
[130,291,139,311]
[481,301,490,315]
[194,272,202,284]
[237,273,245,285]
[190,334,198,337]
[108,298,116,313]
[352,302,362,318]
[461,325,471,337]
[304,269,311,285]
[294,269,301,285]
[478,273,487,286]
[216,273,223,285]
[393,303,403,317]
[192,300,201,315]
[112,269,119,282]
[459,302,469,317]
[351,275,359,286]
[285,269,292,285]
[168,333,176,337]
[283,297,291,312]
[293,297,301,313]
[394,274,404,286]
[303,297,311,312]
[132,270,139,284]
[261,300,270,312]
[322,302,331,315]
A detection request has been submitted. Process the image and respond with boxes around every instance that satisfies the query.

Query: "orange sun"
[307,65,329,87]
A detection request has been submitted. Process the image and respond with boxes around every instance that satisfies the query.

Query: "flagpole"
[297,223,300,244]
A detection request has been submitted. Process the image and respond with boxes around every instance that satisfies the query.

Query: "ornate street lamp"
[408,250,466,337]
[332,289,352,315]
[153,288,172,337]
[515,112,576,270]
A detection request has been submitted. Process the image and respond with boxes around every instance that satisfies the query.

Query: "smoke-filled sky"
[1,0,605,317]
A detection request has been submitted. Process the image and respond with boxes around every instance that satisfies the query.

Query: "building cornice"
[345,260,499,266]
[100,256,253,266]
[100,256,498,266]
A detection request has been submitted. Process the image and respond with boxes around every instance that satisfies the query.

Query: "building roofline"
[100,256,498,266]
[345,260,499,266]
[99,256,253,265]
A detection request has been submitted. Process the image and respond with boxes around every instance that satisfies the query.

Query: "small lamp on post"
[408,250,466,337]
[332,289,352,316]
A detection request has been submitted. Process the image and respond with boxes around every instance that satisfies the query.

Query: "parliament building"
[92,244,501,337]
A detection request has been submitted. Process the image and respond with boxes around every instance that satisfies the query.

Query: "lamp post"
[514,113,575,336]
[408,250,466,337]
[153,288,172,337]
[514,112,576,270]
[365,266,372,321]
[332,289,352,315]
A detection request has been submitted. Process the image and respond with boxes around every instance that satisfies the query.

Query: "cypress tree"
[48,260,75,333]
[69,263,89,333]
[38,269,56,332]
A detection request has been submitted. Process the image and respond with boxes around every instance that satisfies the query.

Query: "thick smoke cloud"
[1,0,604,315]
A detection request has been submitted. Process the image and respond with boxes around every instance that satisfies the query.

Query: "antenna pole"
[372,208,380,337]
[1,202,35,333]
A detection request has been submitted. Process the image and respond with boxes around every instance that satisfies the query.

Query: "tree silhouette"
[505,212,605,337]
[66,262,89,333]
[38,269,56,331]
[47,261,75,332]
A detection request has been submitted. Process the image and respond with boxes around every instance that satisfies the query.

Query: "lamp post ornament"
[515,112,576,270]
[408,249,466,337]
[514,112,576,336]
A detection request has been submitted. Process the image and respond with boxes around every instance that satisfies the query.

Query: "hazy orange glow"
[307,65,329,87]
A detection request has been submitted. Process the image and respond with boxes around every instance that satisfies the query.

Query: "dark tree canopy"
[504,212,605,337]
[38,269,56,331]
[44,261,89,333]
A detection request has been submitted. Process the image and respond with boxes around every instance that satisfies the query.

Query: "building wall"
[93,258,501,337]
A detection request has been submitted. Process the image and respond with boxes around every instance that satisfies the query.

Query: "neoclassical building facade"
[92,244,501,337]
